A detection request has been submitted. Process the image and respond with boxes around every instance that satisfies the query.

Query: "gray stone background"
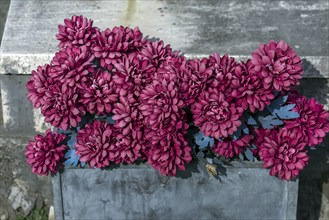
[0,0,328,219]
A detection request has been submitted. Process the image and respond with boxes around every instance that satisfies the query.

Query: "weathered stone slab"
[0,75,47,135]
[0,0,328,77]
[53,163,298,220]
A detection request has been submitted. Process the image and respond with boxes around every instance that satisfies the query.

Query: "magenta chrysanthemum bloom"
[139,80,187,133]
[284,95,329,147]
[50,46,95,88]
[146,130,192,176]
[80,69,118,115]
[114,133,143,164]
[258,128,309,180]
[75,120,120,167]
[139,40,176,68]
[207,53,237,93]
[56,15,98,49]
[112,93,144,138]
[113,55,156,95]
[213,135,253,158]
[191,89,243,139]
[25,129,67,176]
[41,84,85,130]
[26,64,55,109]
[231,60,275,112]
[92,26,145,69]
[156,56,213,105]
[251,40,303,91]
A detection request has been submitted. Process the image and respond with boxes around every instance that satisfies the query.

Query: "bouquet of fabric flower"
[25,15,329,180]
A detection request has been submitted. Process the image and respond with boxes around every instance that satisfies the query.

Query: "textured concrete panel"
[53,163,298,220]
[0,75,35,135]
[0,0,328,77]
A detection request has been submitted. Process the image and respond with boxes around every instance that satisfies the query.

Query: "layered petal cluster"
[156,56,213,105]
[56,15,98,49]
[92,26,145,69]
[112,93,144,138]
[213,135,253,158]
[284,95,329,147]
[207,53,237,93]
[192,89,243,139]
[231,60,275,112]
[258,128,309,180]
[41,84,85,130]
[113,55,156,96]
[80,69,118,115]
[140,40,176,68]
[25,130,67,176]
[146,130,192,176]
[251,40,303,91]
[139,80,187,133]
[26,64,54,108]
[50,46,95,88]
[114,133,143,164]
[75,120,119,167]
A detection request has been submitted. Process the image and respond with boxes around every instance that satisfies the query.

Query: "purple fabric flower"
[258,128,309,180]
[139,80,188,133]
[251,40,303,91]
[26,64,54,109]
[192,89,243,139]
[113,55,156,96]
[25,129,67,176]
[41,84,85,130]
[80,69,118,115]
[92,26,146,69]
[284,95,329,147]
[50,46,95,88]
[139,40,177,68]
[146,130,192,176]
[213,135,253,158]
[231,60,275,112]
[75,120,119,167]
[56,15,99,49]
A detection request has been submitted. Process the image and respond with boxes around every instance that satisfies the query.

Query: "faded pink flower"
[25,129,67,176]
[191,89,243,139]
[284,95,329,147]
[251,40,303,91]
[213,135,253,158]
[56,15,99,49]
[231,60,275,112]
[75,120,120,168]
[26,64,55,109]
[41,84,85,130]
[80,69,118,115]
[50,46,95,88]
[146,130,192,176]
[139,80,187,133]
[258,128,309,180]
[92,26,145,69]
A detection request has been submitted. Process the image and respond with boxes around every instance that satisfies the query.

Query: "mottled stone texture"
[0,0,328,219]
[0,136,52,219]
[53,163,298,220]
[0,0,10,46]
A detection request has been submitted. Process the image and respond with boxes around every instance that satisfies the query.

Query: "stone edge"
[0,54,328,78]
[51,174,64,220]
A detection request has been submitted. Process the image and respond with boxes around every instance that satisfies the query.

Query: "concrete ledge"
[0,54,328,78]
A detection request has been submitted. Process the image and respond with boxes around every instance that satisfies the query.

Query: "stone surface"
[0,0,10,46]
[0,136,53,219]
[53,162,298,220]
[0,0,328,78]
